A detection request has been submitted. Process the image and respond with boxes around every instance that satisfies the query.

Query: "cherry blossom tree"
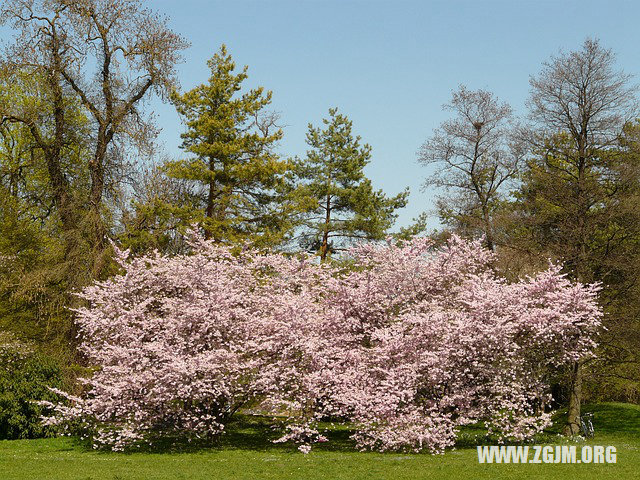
[41,234,601,453]
[267,237,601,452]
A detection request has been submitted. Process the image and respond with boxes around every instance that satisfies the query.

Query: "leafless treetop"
[527,37,639,152]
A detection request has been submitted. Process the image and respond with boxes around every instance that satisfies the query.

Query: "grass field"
[1,403,638,480]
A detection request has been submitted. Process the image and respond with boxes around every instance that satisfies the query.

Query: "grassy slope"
[1,403,639,480]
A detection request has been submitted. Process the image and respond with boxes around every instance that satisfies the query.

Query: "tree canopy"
[163,45,296,248]
[295,108,408,260]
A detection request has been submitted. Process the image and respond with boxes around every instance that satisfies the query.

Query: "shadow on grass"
[64,403,640,455]
[70,414,359,455]
[220,415,358,453]
[584,402,640,437]
[538,402,640,438]
[455,402,640,449]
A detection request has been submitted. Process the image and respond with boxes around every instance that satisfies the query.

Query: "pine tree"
[165,45,294,247]
[295,108,408,260]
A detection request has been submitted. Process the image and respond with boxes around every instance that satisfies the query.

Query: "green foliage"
[118,165,194,255]
[162,45,297,248]
[392,212,431,242]
[0,333,63,440]
[0,72,94,353]
[294,108,408,259]
[508,126,640,402]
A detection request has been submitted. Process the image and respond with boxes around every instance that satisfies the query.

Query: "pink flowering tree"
[41,235,332,450]
[41,235,601,453]
[256,237,602,452]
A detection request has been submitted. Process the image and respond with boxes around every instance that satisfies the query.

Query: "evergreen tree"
[165,45,295,247]
[295,108,408,260]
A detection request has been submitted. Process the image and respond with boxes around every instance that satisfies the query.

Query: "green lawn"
[1,403,639,480]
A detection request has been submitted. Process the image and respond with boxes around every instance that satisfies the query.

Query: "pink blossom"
[41,234,601,452]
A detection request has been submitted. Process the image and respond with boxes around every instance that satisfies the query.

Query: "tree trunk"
[47,25,76,236]
[88,134,108,253]
[320,192,331,261]
[564,361,582,435]
[481,203,495,251]
[564,143,587,435]
[204,156,216,240]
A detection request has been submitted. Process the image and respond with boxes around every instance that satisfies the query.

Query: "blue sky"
[146,1,640,228]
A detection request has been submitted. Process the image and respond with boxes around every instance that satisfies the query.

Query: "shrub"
[0,333,63,439]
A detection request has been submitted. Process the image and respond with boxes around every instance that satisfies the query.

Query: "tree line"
[0,0,638,438]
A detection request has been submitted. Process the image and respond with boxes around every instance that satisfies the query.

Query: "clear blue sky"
[150,1,640,228]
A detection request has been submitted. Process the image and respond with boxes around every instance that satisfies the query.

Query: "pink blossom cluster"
[41,235,601,452]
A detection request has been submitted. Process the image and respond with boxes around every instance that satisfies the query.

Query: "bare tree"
[529,38,638,159]
[418,85,522,250]
[0,0,188,253]
[526,37,639,435]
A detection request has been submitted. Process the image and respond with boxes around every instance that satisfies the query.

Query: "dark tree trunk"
[320,192,331,261]
[564,361,582,435]
[204,156,216,240]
